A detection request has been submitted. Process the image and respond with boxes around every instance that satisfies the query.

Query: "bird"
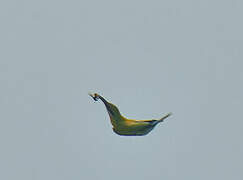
[89,93,172,136]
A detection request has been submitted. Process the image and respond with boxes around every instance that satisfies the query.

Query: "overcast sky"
[1,0,243,180]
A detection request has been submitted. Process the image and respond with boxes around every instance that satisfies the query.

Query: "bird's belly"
[112,123,155,136]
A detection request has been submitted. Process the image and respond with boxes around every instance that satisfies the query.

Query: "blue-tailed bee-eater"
[89,93,172,136]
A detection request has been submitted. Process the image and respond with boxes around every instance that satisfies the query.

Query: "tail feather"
[158,112,172,123]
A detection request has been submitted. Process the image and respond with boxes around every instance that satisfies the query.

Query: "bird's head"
[89,93,99,101]
[89,93,121,118]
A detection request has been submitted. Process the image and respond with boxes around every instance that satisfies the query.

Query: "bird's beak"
[89,93,99,101]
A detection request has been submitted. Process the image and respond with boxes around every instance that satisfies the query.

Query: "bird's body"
[89,93,171,136]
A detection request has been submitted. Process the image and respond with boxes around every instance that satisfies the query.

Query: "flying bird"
[89,93,172,136]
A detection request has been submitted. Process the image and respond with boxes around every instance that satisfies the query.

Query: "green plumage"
[89,93,171,136]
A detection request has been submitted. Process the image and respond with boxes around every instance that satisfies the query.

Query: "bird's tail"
[158,112,172,123]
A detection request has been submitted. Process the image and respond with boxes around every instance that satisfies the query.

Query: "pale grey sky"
[1,0,243,179]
